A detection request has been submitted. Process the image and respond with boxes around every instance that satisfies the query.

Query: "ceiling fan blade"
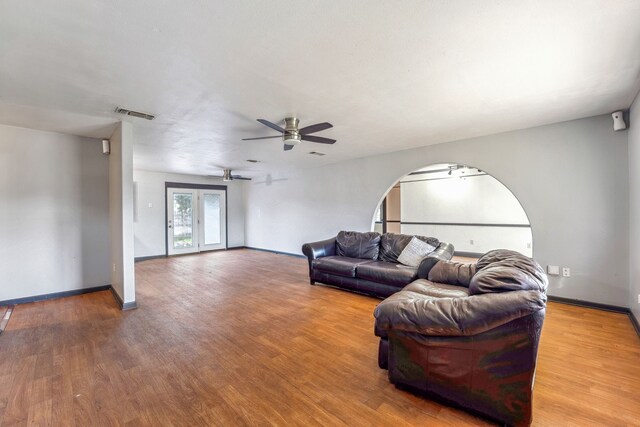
[257,119,285,133]
[299,122,333,135]
[283,144,294,151]
[242,135,283,141]
[232,176,252,181]
[301,135,336,144]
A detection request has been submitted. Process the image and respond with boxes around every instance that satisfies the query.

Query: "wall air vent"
[309,151,325,156]
[246,159,260,163]
[114,107,155,121]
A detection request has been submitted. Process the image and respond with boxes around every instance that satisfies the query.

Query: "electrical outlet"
[527,242,532,249]
[547,265,560,275]
[112,264,116,273]
[148,202,153,208]
[562,267,570,277]
[470,239,474,245]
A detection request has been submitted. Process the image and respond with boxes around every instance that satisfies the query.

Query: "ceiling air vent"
[114,107,155,121]
[246,159,260,163]
[309,151,325,156]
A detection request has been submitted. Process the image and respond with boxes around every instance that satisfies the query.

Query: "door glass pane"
[173,193,193,248]
[203,194,221,245]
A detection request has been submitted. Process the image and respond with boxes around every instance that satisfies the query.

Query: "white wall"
[244,114,629,306]
[629,93,640,320]
[401,173,529,224]
[399,173,532,255]
[132,170,245,258]
[109,122,136,306]
[0,124,110,301]
[401,224,532,256]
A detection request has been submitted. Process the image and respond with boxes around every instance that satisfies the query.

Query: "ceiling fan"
[208,168,252,181]
[242,117,336,151]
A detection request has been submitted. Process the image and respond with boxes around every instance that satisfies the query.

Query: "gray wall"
[629,93,640,320]
[0,124,110,301]
[133,170,245,258]
[244,114,629,306]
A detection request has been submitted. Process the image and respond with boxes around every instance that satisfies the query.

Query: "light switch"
[148,202,153,208]
[547,265,560,275]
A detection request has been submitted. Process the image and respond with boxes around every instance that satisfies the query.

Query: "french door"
[167,188,226,255]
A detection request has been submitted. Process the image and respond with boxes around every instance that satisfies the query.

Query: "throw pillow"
[397,236,436,267]
[378,233,439,263]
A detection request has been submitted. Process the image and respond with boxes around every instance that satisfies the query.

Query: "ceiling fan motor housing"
[283,117,301,145]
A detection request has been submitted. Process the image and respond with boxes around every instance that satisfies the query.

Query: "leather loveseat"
[302,231,454,298]
[374,249,548,426]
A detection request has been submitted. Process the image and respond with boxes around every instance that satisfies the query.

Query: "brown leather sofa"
[374,249,548,426]
[302,231,455,298]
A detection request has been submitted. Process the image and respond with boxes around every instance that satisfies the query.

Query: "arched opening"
[372,163,532,258]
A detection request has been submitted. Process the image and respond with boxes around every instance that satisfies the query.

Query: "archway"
[372,163,532,257]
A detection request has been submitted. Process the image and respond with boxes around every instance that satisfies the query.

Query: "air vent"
[114,107,155,121]
[309,151,325,156]
[246,159,260,163]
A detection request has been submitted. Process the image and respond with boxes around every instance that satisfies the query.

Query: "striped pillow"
[397,236,436,267]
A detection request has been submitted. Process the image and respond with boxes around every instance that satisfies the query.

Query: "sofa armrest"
[374,289,546,337]
[302,237,336,261]
[417,242,455,278]
[302,237,337,284]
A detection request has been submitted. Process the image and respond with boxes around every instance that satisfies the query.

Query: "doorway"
[373,163,532,257]
[166,183,227,255]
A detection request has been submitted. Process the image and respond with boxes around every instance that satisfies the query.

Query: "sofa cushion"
[404,279,470,299]
[379,233,439,263]
[312,256,370,278]
[356,261,418,287]
[336,231,381,260]
[428,261,477,287]
[374,288,546,336]
[397,237,437,267]
[470,250,548,295]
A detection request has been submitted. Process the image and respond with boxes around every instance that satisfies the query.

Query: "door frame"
[167,188,199,255]
[198,189,226,252]
[164,182,228,256]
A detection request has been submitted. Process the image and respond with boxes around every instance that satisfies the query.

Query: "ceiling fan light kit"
[242,117,336,151]
[283,117,302,146]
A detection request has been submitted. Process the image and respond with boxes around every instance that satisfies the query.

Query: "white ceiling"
[1,0,639,177]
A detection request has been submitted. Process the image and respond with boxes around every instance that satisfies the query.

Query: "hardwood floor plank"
[0,249,638,426]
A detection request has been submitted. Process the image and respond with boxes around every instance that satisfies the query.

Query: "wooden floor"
[0,249,639,426]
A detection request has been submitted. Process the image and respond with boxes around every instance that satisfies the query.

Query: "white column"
[109,121,136,309]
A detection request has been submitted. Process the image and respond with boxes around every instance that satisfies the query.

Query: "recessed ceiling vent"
[114,107,155,120]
